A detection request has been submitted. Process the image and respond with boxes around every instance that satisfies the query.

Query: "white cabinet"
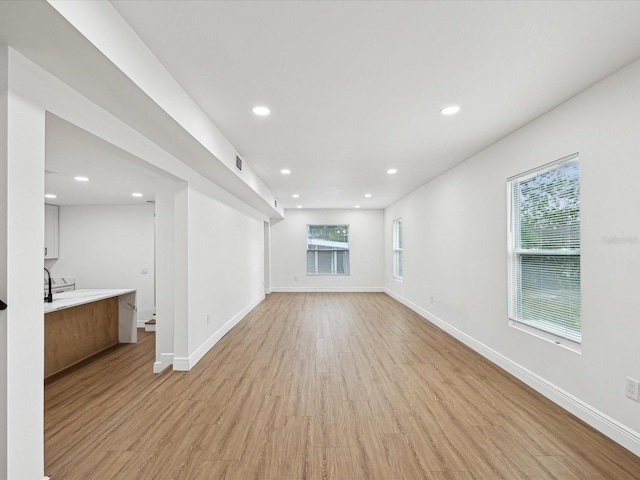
[44,204,59,259]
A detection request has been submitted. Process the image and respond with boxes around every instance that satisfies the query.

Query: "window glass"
[508,155,580,343]
[307,225,350,275]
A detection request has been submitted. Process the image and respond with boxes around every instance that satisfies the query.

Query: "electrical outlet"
[206,312,211,325]
[294,276,298,282]
[626,377,639,401]
[430,296,434,305]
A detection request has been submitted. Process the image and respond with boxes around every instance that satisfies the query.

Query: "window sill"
[509,320,582,354]
[307,273,350,276]
[393,276,403,283]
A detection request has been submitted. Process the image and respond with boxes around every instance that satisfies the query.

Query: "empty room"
[1,1,640,479]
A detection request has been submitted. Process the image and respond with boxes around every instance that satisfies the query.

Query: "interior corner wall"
[384,58,640,454]
[154,180,180,373]
[48,204,156,323]
[270,209,384,292]
[172,183,265,370]
[0,46,8,478]
[3,47,46,480]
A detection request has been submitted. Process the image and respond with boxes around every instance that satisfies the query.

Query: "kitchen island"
[44,289,137,378]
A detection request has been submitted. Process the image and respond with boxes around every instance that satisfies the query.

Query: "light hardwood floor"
[45,292,640,479]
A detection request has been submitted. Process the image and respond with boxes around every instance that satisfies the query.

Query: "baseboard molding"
[153,353,174,374]
[270,286,385,293]
[173,294,265,371]
[384,288,640,457]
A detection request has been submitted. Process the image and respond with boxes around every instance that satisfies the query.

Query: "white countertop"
[44,288,136,314]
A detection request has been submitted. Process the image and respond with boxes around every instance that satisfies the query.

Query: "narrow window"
[393,218,403,280]
[307,225,350,275]
[508,154,581,343]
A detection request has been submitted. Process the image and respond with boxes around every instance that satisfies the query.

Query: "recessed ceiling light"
[292,194,300,198]
[440,105,461,115]
[296,205,302,209]
[387,168,398,175]
[132,192,143,197]
[252,105,271,116]
[74,176,89,182]
[364,193,372,198]
[45,194,57,199]
[355,205,361,209]
[281,168,291,175]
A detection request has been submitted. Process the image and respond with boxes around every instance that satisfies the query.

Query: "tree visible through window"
[508,154,581,343]
[307,225,350,275]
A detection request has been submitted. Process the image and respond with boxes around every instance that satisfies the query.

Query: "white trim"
[153,353,174,374]
[173,294,265,371]
[270,286,384,293]
[384,288,640,457]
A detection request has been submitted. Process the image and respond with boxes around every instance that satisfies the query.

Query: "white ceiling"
[3,1,640,210]
[109,0,640,209]
[45,114,172,206]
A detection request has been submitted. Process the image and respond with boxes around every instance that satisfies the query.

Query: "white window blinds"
[508,154,581,343]
[307,225,350,275]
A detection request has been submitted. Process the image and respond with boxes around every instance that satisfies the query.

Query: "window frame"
[507,153,581,347]
[306,224,350,276]
[392,218,403,281]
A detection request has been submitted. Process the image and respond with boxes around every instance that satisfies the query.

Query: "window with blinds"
[393,218,403,280]
[307,225,350,275]
[508,154,581,343]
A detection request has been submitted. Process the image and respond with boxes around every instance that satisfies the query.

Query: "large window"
[307,225,350,275]
[508,154,581,343]
[393,218,403,280]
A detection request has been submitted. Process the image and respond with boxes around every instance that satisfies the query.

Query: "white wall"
[271,209,384,291]
[384,58,640,454]
[47,204,156,323]
[175,183,265,368]
[1,47,47,480]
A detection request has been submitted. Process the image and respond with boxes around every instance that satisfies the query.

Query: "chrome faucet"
[44,267,53,303]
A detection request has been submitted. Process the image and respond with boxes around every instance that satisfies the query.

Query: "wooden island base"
[45,297,119,378]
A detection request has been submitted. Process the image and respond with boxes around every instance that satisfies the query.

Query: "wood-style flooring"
[45,292,640,479]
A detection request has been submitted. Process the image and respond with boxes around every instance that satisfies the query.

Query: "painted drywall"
[179,183,265,367]
[384,58,640,453]
[1,47,47,480]
[0,46,8,477]
[271,209,384,291]
[47,204,156,323]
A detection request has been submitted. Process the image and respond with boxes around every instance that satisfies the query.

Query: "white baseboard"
[270,286,384,293]
[173,294,265,371]
[384,288,640,457]
[153,353,174,374]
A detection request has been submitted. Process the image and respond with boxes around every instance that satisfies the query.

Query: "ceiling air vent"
[235,155,243,172]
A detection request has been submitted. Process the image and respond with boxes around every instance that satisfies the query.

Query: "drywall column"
[154,179,186,373]
[0,46,9,480]
[172,184,189,370]
[0,47,46,480]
